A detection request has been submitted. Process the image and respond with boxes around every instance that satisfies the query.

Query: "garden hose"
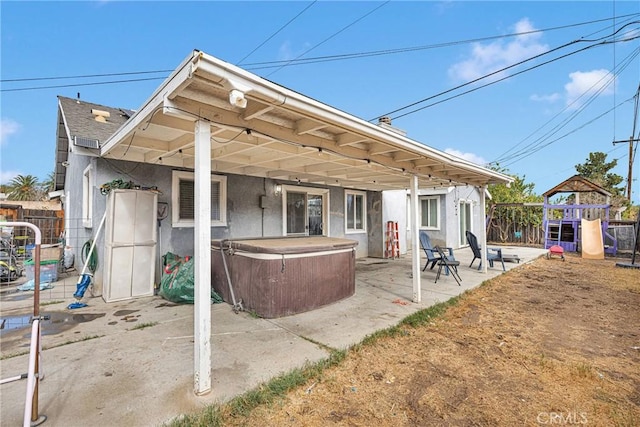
[81,239,98,273]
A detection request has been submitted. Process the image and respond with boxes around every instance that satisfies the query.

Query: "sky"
[1,1,639,203]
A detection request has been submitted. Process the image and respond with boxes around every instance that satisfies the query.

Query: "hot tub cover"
[211,236,358,255]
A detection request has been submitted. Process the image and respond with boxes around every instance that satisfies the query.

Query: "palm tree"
[39,171,55,198]
[7,174,40,201]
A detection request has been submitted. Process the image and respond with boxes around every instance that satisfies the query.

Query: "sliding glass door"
[284,186,329,236]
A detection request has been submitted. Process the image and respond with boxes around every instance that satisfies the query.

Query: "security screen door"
[285,190,326,236]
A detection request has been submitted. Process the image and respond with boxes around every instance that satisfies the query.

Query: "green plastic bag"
[159,252,223,304]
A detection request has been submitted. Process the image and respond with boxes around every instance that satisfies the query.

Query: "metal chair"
[433,245,462,285]
[419,231,455,273]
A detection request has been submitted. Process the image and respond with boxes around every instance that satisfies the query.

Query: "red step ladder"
[385,221,400,259]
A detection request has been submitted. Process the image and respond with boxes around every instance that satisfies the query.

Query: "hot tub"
[211,237,358,318]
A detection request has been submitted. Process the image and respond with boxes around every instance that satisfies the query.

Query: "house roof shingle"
[58,96,134,145]
[54,96,134,190]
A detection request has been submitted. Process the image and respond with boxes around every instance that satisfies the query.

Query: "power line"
[390,36,638,125]
[500,97,635,169]
[265,1,390,77]
[1,77,166,93]
[236,1,317,65]
[0,69,172,83]
[493,53,630,164]
[246,12,640,69]
[492,47,640,167]
[374,20,640,122]
[3,14,638,93]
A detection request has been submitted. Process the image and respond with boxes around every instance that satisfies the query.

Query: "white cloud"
[0,170,22,185]
[278,40,311,62]
[434,0,455,15]
[564,69,614,109]
[445,148,487,166]
[530,93,561,103]
[448,18,548,83]
[278,41,295,61]
[0,118,21,146]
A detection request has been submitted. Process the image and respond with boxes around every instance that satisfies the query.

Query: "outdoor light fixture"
[274,184,282,195]
[229,89,247,109]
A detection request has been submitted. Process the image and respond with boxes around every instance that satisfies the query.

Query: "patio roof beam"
[152,93,500,188]
[296,118,326,135]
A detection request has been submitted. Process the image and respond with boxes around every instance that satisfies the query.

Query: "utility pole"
[612,137,639,202]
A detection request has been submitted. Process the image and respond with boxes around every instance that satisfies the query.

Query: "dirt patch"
[226,254,640,426]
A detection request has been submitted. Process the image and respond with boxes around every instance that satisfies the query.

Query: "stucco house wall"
[62,154,378,295]
[382,185,485,256]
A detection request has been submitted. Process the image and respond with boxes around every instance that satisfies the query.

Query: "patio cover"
[98,50,512,395]
[100,50,509,189]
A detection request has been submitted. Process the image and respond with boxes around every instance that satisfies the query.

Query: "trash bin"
[24,259,59,282]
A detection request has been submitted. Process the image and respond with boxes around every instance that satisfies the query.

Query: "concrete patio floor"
[0,245,547,426]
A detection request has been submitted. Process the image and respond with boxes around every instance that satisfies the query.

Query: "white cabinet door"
[103,190,157,302]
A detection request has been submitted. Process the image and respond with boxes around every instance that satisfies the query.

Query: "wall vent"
[74,136,100,149]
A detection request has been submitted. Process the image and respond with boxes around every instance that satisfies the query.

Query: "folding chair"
[433,245,462,286]
[420,231,455,273]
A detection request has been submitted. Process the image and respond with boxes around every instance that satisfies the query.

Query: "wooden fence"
[487,207,637,251]
[0,204,64,250]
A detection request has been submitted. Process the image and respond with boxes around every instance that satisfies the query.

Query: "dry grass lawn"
[217,254,640,426]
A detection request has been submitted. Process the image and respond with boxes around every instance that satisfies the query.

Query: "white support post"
[480,185,488,274]
[194,119,212,395]
[410,175,421,302]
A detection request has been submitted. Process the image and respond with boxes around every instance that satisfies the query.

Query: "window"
[82,165,93,228]
[345,190,366,233]
[420,196,439,229]
[171,170,227,227]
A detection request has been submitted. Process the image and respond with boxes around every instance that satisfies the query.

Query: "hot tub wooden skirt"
[211,237,358,318]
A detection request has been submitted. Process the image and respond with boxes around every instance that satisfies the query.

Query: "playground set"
[542,175,617,259]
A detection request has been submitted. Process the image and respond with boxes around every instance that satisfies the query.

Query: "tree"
[6,174,40,201]
[39,171,55,198]
[487,166,544,242]
[574,151,628,214]
[488,167,542,205]
[575,152,625,195]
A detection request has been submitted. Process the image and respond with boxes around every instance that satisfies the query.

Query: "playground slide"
[581,218,604,260]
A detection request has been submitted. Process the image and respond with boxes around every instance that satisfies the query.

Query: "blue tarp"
[17,280,55,291]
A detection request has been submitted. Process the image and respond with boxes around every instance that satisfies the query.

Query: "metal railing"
[0,221,47,426]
